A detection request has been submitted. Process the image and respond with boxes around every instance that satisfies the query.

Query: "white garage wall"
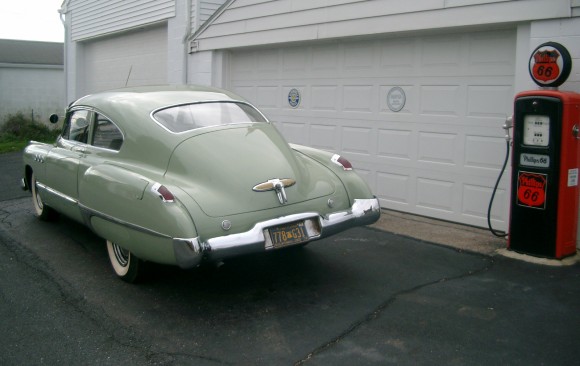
[228,29,516,230]
[0,66,65,124]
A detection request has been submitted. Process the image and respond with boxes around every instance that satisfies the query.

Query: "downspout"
[182,0,192,84]
[58,5,67,107]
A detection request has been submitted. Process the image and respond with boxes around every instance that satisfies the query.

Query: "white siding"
[194,0,571,50]
[192,1,228,32]
[200,0,226,23]
[68,0,175,41]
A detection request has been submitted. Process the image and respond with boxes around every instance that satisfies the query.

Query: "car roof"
[72,85,245,115]
[66,85,259,170]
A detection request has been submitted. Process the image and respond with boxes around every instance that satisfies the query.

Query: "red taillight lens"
[331,154,353,171]
[152,183,175,203]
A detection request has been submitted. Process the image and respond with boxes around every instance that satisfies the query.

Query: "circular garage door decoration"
[528,42,572,88]
[288,88,301,108]
[387,87,406,112]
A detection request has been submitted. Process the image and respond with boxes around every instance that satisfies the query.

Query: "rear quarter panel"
[290,144,375,203]
[79,164,198,264]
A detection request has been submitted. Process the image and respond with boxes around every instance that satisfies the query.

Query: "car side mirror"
[49,114,59,124]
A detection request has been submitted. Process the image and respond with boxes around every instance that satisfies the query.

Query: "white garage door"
[82,24,168,94]
[228,29,515,230]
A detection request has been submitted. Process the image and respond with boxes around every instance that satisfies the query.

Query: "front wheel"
[30,172,57,221]
[106,240,145,283]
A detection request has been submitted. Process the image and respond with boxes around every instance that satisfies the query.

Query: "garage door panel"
[231,85,256,103]
[419,85,464,116]
[421,36,463,75]
[342,126,374,156]
[416,177,456,213]
[83,24,167,94]
[380,39,417,74]
[377,129,414,160]
[417,132,459,165]
[467,85,513,118]
[467,30,516,75]
[311,86,339,111]
[376,170,412,205]
[278,121,309,145]
[464,135,508,170]
[462,183,509,221]
[310,124,339,150]
[256,86,279,108]
[229,29,515,229]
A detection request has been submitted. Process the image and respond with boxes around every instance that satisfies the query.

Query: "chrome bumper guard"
[173,198,380,269]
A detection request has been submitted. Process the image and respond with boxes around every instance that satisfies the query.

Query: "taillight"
[331,154,353,171]
[151,183,175,203]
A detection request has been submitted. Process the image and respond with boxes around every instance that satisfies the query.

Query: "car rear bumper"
[173,197,381,269]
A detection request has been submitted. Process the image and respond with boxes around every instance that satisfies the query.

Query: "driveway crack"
[294,258,494,365]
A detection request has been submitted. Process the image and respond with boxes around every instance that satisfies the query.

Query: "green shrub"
[0,112,61,143]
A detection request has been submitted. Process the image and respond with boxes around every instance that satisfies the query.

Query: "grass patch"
[0,112,61,154]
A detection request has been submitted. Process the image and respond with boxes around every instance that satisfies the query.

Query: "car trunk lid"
[165,124,336,217]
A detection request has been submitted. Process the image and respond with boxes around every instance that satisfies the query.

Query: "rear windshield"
[153,101,267,133]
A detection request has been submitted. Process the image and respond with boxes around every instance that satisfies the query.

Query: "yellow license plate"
[268,221,308,248]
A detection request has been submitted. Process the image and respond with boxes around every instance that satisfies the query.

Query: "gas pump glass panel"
[523,115,550,147]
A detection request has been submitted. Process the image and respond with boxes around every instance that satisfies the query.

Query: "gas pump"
[508,42,580,259]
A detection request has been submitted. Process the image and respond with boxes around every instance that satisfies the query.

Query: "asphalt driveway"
[1,151,579,365]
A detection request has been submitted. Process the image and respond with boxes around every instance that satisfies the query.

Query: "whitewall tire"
[106,240,144,283]
[30,172,56,221]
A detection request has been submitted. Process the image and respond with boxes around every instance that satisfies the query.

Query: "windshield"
[153,101,268,133]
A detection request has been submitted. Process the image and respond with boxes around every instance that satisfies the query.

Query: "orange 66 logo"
[517,172,547,209]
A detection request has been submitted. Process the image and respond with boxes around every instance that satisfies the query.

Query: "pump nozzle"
[503,115,513,142]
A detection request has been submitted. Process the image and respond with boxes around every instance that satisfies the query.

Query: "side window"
[92,114,123,151]
[62,110,90,143]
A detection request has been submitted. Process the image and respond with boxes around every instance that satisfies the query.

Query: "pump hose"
[487,139,510,238]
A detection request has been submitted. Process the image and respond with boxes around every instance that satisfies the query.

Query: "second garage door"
[81,23,168,95]
[228,29,515,230]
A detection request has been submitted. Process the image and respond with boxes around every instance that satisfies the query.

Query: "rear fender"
[79,164,198,243]
[290,144,374,203]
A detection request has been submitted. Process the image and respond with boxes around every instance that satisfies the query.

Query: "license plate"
[268,221,308,248]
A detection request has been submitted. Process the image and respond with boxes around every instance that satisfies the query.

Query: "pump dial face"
[523,115,549,147]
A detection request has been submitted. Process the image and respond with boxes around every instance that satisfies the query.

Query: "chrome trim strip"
[150,100,270,134]
[36,182,78,204]
[173,197,381,269]
[21,178,29,191]
[78,203,172,240]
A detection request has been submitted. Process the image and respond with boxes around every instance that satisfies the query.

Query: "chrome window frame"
[150,100,270,134]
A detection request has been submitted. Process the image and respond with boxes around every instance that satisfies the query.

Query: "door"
[43,109,91,221]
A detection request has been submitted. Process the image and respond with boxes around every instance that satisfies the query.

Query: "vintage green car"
[22,85,380,282]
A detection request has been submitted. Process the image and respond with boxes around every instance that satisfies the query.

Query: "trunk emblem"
[253,178,296,205]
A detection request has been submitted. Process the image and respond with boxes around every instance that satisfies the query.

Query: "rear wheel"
[30,172,57,221]
[106,240,145,283]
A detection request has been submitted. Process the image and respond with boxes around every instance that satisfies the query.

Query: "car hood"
[165,124,337,217]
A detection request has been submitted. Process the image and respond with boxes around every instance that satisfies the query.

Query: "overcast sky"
[0,0,64,42]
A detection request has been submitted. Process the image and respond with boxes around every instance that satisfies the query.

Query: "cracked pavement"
[1,152,579,365]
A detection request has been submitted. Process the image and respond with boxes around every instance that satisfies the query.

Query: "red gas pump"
[508,42,580,259]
